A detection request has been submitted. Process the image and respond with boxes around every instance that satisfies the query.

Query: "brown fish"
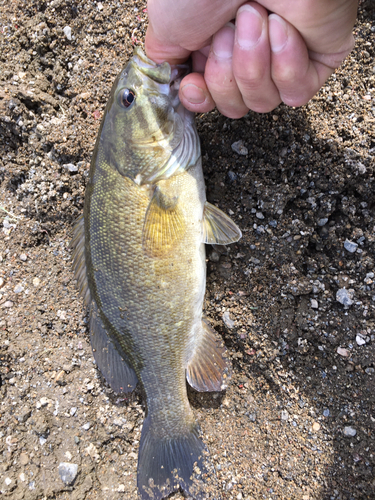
[71,47,241,499]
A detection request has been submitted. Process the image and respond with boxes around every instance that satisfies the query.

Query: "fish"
[71,47,242,500]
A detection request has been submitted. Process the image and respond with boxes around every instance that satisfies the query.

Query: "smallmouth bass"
[71,48,241,499]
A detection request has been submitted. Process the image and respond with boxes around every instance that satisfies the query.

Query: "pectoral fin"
[187,320,232,392]
[202,202,242,245]
[142,187,185,258]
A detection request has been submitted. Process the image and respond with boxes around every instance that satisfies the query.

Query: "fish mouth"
[132,47,190,112]
[169,62,190,109]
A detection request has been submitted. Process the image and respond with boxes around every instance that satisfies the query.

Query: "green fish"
[71,47,241,499]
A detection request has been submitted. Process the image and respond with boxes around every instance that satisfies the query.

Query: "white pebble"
[343,426,356,437]
[344,239,358,253]
[356,334,366,346]
[281,410,289,421]
[310,298,318,309]
[222,311,235,329]
[58,462,78,485]
[14,284,24,294]
[231,140,248,156]
[336,288,354,307]
[63,26,72,41]
[337,347,350,357]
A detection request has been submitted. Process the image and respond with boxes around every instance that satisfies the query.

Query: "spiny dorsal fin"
[71,214,91,306]
[90,303,138,393]
[202,202,242,245]
[142,186,185,258]
[186,320,232,392]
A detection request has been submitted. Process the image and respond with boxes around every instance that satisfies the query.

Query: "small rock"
[281,410,289,421]
[32,277,40,287]
[17,409,32,423]
[323,409,330,417]
[63,26,72,41]
[337,347,350,357]
[13,284,24,294]
[256,212,264,220]
[231,140,248,156]
[336,288,354,307]
[343,426,356,437]
[19,253,27,261]
[365,367,374,375]
[312,422,320,432]
[63,163,78,173]
[58,463,78,485]
[19,453,29,466]
[356,334,366,346]
[344,239,358,253]
[209,250,220,262]
[310,299,318,309]
[2,301,13,308]
[82,422,91,430]
[227,170,238,183]
[70,407,77,416]
[55,370,66,386]
[222,311,235,329]
[40,397,48,407]
[318,218,328,226]
[0,277,4,287]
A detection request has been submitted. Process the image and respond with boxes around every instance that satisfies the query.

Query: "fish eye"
[119,88,136,108]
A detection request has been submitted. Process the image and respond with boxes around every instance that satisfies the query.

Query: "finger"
[269,14,334,107]
[204,23,249,118]
[179,73,216,114]
[232,2,281,113]
[145,22,192,64]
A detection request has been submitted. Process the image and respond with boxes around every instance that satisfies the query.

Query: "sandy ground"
[0,1,374,499]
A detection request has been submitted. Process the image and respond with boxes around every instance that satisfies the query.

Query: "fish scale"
[72,47,241,499]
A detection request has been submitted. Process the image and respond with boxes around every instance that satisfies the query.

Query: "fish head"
[101,47,195,183]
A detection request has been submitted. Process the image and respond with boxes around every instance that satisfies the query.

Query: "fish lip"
[169,62,190,111]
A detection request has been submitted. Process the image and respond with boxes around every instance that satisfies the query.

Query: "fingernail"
[236,5,263,49]
[212,23,235,59]
[269,14,288,53]
[181,84,205,105]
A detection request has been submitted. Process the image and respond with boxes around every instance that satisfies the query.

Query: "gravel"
[0,1,374,499]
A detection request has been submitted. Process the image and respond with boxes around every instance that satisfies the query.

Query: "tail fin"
[137,415,213,500]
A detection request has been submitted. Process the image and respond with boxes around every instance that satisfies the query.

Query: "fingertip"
[180,76,215,113]
[269,14,289,54]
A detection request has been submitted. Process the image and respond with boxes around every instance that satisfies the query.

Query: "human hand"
[145,0,358,118]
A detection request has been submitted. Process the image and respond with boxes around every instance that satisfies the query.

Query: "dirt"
[0,1,374,499]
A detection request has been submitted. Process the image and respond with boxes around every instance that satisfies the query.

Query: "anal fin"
[202,201,242,245]
[90,303,138,393]
[187,320,231,392]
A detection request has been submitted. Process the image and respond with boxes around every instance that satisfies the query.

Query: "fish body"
[72,48,241,499]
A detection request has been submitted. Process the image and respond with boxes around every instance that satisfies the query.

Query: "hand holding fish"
[145,0,358,117]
